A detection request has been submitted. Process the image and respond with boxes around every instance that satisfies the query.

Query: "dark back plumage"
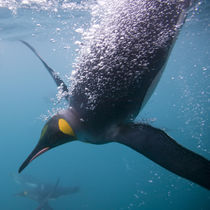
[70,0,191,128]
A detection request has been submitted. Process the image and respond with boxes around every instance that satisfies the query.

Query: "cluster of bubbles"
[70,0,190,111]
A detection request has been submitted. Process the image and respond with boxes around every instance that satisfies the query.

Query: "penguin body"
[69,0,190,141]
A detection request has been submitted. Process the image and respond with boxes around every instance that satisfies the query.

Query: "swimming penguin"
[14,174,79,210]
[19,0,210,190]
[16,179,59,210]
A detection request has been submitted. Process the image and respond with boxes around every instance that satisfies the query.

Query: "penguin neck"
[58,107,82,138]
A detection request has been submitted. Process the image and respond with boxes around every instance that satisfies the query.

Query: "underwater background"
[0,0,209,209]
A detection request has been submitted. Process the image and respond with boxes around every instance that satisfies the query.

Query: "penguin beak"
[18,114,77,173]
[18,142,50,173]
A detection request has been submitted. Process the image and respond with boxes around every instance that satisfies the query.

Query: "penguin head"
[18,111,77,173]
[15,191,29,197]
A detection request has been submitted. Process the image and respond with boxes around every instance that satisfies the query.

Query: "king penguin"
[19,0,210,190]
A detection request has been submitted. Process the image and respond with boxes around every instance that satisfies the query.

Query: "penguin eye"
[40,124,48,138]
[58,118,75,137]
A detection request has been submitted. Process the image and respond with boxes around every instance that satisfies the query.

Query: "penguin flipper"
[20,40,69,101]
[36,179,59,210]
[115,123,210,190]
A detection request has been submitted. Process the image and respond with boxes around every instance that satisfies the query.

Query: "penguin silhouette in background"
[14,174,79,210]
[19,0,210,190]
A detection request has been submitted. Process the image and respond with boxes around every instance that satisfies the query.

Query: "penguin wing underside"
[115,123,210,190]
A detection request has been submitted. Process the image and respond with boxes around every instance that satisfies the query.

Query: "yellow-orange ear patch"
[58,118,75,136]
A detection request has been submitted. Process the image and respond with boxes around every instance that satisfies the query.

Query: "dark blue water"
[0,0,209,209]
